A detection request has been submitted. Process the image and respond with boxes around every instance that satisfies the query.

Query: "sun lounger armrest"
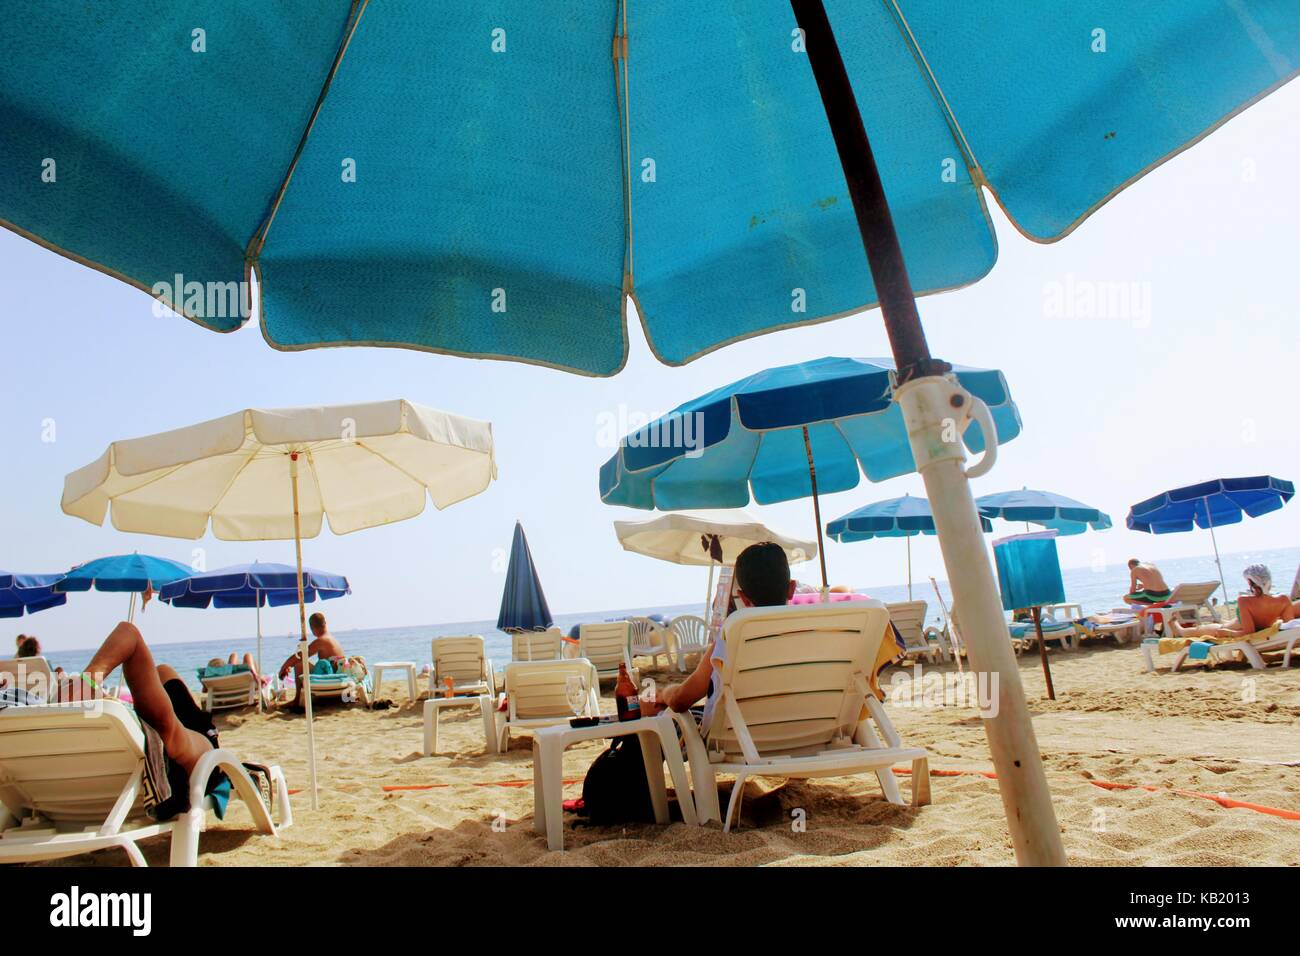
[188,748,277,836]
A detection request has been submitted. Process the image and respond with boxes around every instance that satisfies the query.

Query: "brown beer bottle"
[615,663,641,722]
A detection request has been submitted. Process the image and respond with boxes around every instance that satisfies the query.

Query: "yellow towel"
[1157,622,1281,656]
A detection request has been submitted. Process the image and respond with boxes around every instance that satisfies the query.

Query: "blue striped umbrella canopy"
[0,4,1295,375]
[826,493,993,600]
[600,357,1019,588]
[976,488,1113,536]
[497,522,553,632]
[1127,476,1294,599]
[158,561,350,609]
[0,572,67,619]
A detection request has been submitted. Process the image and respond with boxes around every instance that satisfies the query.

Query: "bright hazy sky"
[3,83,1298,652]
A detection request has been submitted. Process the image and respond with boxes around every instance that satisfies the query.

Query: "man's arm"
[657,646,714,713]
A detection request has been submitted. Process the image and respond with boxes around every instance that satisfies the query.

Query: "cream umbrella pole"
[289,452,318,809]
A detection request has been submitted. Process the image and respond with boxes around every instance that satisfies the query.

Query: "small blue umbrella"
[57,553,193,622]
[1127,476,1295,600]
[497,522,553,632]
[600,357,1019,587]
[160,562,351,673]
[0,572,68,619]
[976,488,1113,536]
[826,494,993,600]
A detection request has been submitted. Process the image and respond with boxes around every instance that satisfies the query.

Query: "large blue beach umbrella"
[57,553,193,622]
[8,1,1298,866]
[0,572,68,620]
[826,494,993,600]
[976,489,1113,537]
[601,357,1020,588]
[1127,476,1295,600]
[159,561,351,673]
[497,522,553,633]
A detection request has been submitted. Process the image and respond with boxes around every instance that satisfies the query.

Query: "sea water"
[40,546,1300,691]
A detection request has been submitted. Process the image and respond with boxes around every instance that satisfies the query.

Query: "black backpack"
[579,735,657,825]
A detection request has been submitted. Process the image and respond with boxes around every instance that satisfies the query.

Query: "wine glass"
[565,675,587,717]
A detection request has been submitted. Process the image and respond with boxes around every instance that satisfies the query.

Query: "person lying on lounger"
[1170,565,1295,639]
[56,621,228,819]
[276,611,346,708]
[642,542,796,728]
[204,652,262,687]
[1123,558,1172,604]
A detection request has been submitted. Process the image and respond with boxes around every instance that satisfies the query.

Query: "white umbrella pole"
[290,453,319,811]
[906,535,912,602]
[1204,496,1229,609]
[897,376,1066,865]
[704,559,716,629]
[256,602,263,681]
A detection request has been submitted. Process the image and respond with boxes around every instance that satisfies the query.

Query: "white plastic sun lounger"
[626,616,671,668]
[1152,620,1300,672]
[430,635,496,697]
[0,656,55,698]
[511,627,564,662]
[885,601,948,664]
[199,668,266,713]
[307,658,371,708]
[668,614,710,672]
[495,659,600,752]
[575,622,635,684]
[672,602,930,832]
[0,699,291,866]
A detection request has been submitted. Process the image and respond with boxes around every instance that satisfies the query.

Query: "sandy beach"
[34,640,1300,867]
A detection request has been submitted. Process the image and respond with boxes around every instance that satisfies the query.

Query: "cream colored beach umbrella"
[613,509,817,626]
[61,399,497,810]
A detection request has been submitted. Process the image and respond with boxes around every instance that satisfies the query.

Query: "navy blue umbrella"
[1127,476,1295,600]
[0,572,67,619]
[159,561,351,673]
[497,522,553,632]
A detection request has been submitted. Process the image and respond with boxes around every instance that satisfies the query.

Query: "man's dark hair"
[308,612,326,632]
[734,542,791,607]
[16,636,40,658]
[1128,558,1139,568]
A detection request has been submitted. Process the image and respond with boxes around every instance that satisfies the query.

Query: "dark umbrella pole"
[792,0,1066,865]
[801,426,830,592]
[1030,606,1057,700]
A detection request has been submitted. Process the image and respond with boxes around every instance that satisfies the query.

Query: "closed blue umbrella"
[601,357,1019,587]
[497,523,553,633]
[0,572,67,619]
[1127,476,1294,600]
[826,494,993,600]
[58,553,193,622]
[976,489,1112,536]
[159,561,351,674]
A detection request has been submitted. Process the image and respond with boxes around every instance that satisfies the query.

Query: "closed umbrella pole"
[290,452,319,811]
[792,0,1065,865]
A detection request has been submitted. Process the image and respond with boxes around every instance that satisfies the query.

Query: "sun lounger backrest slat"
[504,661,597,719]
[578,622,630,675]
[885,601,928,651]
[709,604,889,759]
[1169,582,1219,607]
[0,702,146,824]
[0,657,55,697]
[433,636,487,687]
[511,628,562,662]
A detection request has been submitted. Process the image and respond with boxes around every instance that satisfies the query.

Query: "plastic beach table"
[423,694,496,756]
[371,661,419,701]
[532,712,697,851]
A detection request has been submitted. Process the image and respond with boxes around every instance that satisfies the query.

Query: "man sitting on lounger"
[277,611,346,708]
[1170,564,1295,639]
[643,542,796,729]
[1124,558,1172,605]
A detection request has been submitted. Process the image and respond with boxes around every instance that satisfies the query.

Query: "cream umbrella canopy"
[613,509,817,626]
[61,399,497,809]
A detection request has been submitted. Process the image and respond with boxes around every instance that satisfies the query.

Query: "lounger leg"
[639,731,671,825]
[875,765,905,805]
[121,839,147,867]
[1240,644,1267,670]
[669,711,721,825]
[168,808,203,867]
[911,757,931,807]
[532,737,546,838]
[722,774,747,833]
[655,724,698,826]
[423,700,437,757]
[272,766,293,829]
[535,737,566,851]
[479,697,497,754]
